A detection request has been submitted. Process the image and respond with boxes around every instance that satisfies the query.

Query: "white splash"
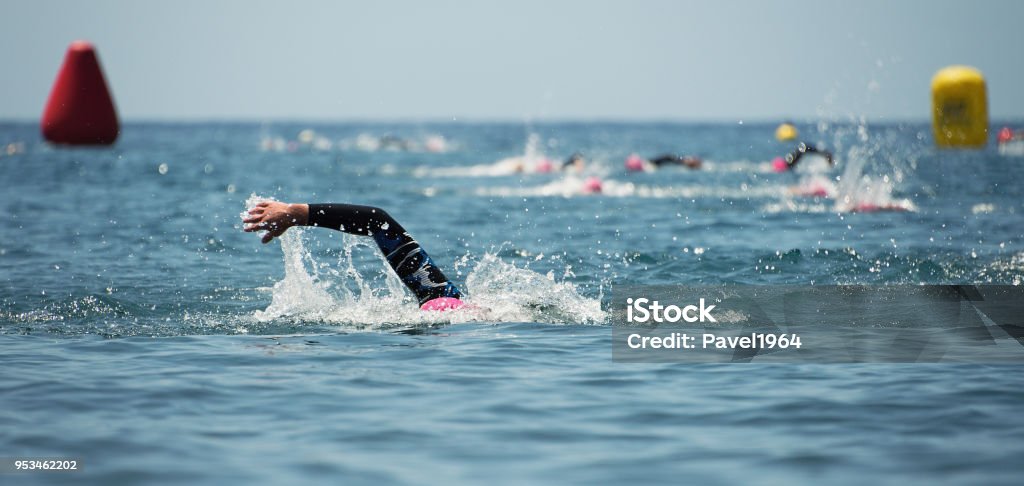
[475,177,788,199]
[413,133,564,177]
[832,146,915,213]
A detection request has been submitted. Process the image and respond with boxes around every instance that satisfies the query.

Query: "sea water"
[2,121,1023,484]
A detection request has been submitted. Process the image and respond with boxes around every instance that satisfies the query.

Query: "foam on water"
[832,146,915,212]
[474,176,788,199]
[414,157,540,178]
[260,129,454,153]
[414,133,558,177]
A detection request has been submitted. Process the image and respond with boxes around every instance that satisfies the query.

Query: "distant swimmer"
[650,154,702,169]
[379,134,412,151]
[512,153,586,174]
[771,142,834,172]
[625,153,701,172]
[997,127,1024,156]
[243,201,465,311]
[997,127,1023,143]
[534,158,554,173]
[563,152,586,173]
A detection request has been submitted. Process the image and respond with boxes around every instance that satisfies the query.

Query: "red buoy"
[41,41,119,145]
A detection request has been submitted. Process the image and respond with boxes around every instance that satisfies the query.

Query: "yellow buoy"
[775,122,798,142]
[931,66,988,148]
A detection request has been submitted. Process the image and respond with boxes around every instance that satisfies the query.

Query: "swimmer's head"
[535,158,554,173]
[564,152,585,172]
[424,136,446,153]
[625,154,645,172]
[771,157,788,172]
[583,176,603,194]
[421,297,465,311]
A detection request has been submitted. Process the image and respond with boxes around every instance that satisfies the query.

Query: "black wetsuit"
[307,204,462,305]
[784,142,834,169]
[649,154,701,169]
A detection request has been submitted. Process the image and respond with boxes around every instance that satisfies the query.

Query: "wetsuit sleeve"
[649,154,678,166]
[785,143,812,168]
[785,143,834,168]
[307,203,462,305]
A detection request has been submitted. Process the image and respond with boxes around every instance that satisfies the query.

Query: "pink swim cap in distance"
[421,297,466,311]
[583,176,603,193]
[625,154,644,172]
[536,158,554,173]
[771,157,788,172]
[998,127,1013,144]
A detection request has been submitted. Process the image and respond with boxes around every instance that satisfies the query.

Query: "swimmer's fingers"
[242,207,284,226]
[243,216,290,242]
[242,201,299,243]
[261,226,288,244]
[242,215,276,232]
[242,206,267,226]
[242,219,271,233]
[243,201,274,219]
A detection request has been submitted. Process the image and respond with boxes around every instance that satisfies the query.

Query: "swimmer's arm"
[785,150,802,168]
[788,144,834,167]
[649,154,676,166]
[244,200,398,239]
[243,201,309,244]
[304,203,404,238]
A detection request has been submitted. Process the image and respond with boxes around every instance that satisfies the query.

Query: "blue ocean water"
[2,121,1023,484]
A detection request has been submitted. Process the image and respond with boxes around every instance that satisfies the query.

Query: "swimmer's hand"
[242,201,309,244]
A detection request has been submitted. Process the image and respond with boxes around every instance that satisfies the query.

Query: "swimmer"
[998,127,1014,144]
[624,153,701,171]
[772,142,834,172]
[997,127,1024,156]
[563,152,586,173]
[508,153,583,174]
[243,201,465,311]
[534,158,554,173]
[649,154,702,169]
[997,127,1024,143]
[379,134,412,151]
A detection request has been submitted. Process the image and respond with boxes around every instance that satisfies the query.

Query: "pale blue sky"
[2,0,1022,121]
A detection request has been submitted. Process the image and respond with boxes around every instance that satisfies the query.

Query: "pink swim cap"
[771,157,788,172]
[998,127,1013,144]
[536,158,553,173]
[625,154,645,172]
[420,297,466,311]
[583,176,603,193]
